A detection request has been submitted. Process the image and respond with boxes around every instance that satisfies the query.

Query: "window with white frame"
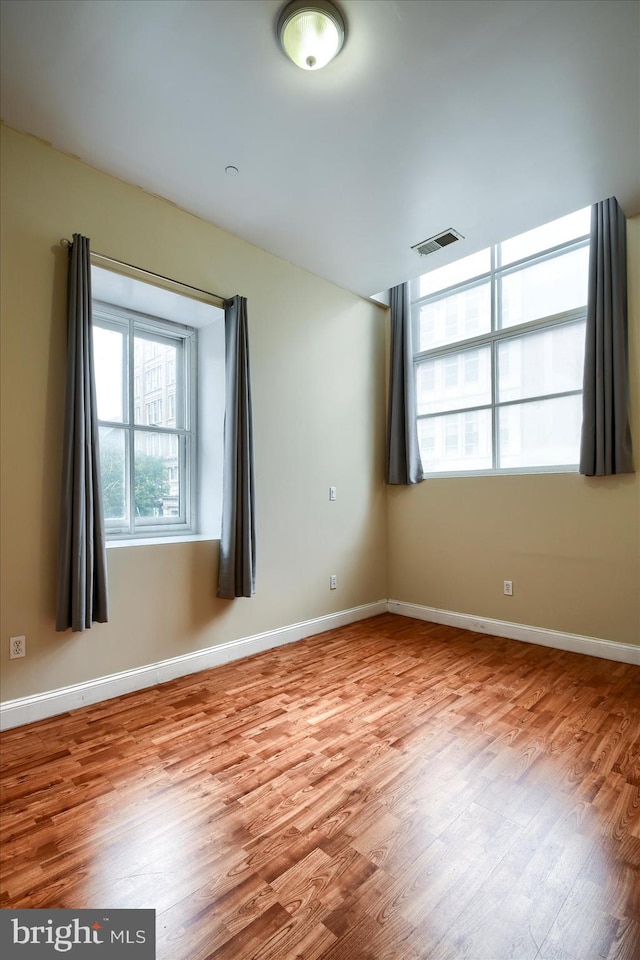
[93,303,196,537]
[412,207,590,475]
[91,265,226,542]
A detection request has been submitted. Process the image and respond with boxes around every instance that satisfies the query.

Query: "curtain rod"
[60,238,227,305]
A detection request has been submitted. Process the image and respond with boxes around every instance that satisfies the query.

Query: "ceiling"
[1,0,639,298]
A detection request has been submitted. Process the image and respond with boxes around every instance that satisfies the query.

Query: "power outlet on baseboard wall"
[10,636,26,659]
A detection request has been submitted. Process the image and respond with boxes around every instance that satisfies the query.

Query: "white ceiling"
[1,0,639,298]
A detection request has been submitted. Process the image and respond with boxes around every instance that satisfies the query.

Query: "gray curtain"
[579,198,634,476]
[217,295,256,598]
[387,282,423,484]
[56,234,109,631]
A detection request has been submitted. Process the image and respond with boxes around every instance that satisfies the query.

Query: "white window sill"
[106,534,219,549]
[420,465,579,480]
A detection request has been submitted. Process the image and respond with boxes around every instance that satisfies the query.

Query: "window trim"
[411,231,589,478]
[93,300,198,540]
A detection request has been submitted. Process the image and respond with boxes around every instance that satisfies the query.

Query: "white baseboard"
[387,600,640,666]
[0,600,387,731]
[3,599,637,731]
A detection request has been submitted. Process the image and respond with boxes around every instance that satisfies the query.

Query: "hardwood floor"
[1,614,639,959]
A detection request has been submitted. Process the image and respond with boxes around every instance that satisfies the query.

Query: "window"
[445,417,459,455]
[412,206,590,476]
[145,398,163,425]
[93,305,195,536]
[464,350,480,383]
[91,264,226,542]
[464,412,480,456]
[444,354,459,389]
[145,365,162,393]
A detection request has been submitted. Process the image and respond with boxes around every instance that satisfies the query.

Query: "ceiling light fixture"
[277,0,346,71]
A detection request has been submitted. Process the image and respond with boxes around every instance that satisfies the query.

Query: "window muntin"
[412,208,589,476]
[93,302,196,538]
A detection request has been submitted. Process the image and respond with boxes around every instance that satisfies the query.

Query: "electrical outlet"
[10,635,26,659]
[330,574,337,590]
[503,580,513,596]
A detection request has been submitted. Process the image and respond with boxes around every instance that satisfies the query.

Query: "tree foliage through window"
[100,437,170,519]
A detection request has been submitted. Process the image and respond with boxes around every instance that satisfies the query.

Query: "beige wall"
[0,126,389,702]
[1,125,637,712]
[387,217,640,647]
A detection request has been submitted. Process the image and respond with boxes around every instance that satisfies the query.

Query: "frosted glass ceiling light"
[277,0,346,71]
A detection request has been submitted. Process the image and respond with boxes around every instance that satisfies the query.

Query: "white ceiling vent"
[411,228,464,257]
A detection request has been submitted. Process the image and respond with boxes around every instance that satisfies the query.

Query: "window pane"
[500,207,590,265]
[418,282,491,350]
[498,321,586,403]
[134,335,181,428]
[498,395,582,468]
[416,345,491,415]
[99,427,127,520]
[417,248,490,297]
[418,410,492,473]
[134,432,180,521]
[500,246,588,328]
[94,326,126,422]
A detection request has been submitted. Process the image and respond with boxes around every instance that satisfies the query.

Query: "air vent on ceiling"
[411,228,464,257]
